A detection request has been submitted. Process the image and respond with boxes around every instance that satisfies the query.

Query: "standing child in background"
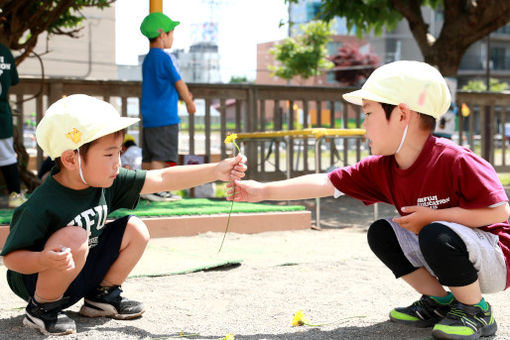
[1,94,246,336]
[230,61,510,340]
[121,134,142,170]
[0,43,27,208]
[139,12,196,202]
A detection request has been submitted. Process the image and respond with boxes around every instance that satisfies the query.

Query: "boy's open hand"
[392,205,434,234]
[227,179,265,202]
[41,246,75,272]
[216,153,247,182]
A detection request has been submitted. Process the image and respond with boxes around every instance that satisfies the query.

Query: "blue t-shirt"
[141,48,182,127]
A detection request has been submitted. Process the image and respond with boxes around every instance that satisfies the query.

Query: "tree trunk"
[13,128,41,193]
[393,0,510,78]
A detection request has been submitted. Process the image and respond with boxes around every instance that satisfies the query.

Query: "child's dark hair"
[380,102,436,131]
[149,30,170,43]
[123,140,136,149]
[54,129,126,170]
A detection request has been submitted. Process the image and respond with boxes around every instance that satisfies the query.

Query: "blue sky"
[115,0,289,81]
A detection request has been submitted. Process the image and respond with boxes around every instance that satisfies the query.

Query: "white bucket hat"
[36,94,139,160]
[343,60,451,120]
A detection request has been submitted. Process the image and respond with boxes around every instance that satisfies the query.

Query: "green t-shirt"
[1,167,147,300]
[0,43,19,139]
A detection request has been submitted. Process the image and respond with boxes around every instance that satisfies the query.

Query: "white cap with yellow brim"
[36,94,140,160]
[342,60,451,120]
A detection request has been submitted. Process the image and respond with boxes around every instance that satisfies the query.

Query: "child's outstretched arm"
[140,153,246,194]
[228,173,335,202]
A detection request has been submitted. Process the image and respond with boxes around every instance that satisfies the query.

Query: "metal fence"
[9,78,510,181]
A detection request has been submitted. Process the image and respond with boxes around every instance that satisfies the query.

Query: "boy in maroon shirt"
[230,60,510,340]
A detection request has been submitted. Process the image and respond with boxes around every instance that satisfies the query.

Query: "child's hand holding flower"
[215,153,247,182]
[216,133,246,182]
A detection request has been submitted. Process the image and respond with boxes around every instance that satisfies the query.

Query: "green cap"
[140,12,180,39]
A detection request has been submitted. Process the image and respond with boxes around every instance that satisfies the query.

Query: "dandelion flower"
[222,334,235,340]
[292,310,307,326]
[224,133,238,144]
[224,133,240,153]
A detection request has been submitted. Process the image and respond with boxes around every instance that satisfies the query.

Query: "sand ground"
[0,196,509,340]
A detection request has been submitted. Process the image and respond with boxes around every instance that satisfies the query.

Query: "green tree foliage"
[286,0,510,77]
[269,20,334,81]
[229,76,250,83]
[462,78,509,92]
[0,0,113,63]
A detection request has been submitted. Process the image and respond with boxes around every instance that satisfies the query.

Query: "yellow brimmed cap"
[343,60,451,120]
[36,94,139,160]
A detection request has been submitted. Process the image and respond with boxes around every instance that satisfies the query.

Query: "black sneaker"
[432,301,497,340]
[23,297,76,335]
[389,295,453,328]
[79,285,145,320]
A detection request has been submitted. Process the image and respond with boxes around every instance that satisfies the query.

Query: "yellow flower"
[292,310,307,326]
[221,334,235,340]
[224,133,238,144]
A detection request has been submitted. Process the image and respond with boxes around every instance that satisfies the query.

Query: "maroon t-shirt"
[328,135,510,289]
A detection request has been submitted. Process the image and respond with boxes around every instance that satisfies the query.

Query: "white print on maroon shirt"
[416,195,451,209]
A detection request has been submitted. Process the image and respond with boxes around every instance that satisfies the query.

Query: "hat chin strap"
[77,149,89,185]
[395,125,408,154]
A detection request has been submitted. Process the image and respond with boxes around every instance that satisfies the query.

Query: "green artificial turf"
[0,198,305,225]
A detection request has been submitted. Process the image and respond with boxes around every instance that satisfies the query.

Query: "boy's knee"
[46,226,89,252]
[367,219,393,250]
[418,222,462,255]
[127,216,150,244]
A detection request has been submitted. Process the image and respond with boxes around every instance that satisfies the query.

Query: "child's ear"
[397,103,411,123]
[60,150,78,170]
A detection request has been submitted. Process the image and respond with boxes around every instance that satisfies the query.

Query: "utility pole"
[482,33,492,162]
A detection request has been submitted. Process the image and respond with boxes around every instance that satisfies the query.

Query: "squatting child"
[230,60,510,340]
[1,94,246,336]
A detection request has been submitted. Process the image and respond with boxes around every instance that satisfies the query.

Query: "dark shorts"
[9,216,130,307]
[142,124,179,163]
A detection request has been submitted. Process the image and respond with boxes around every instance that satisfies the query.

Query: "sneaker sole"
[389,311,440,328]
[23,316,75,336]
[79,302,145,320]
[431,321,497,340]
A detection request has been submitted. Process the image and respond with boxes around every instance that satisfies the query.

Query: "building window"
[327,41,343,56]
[491,47,507,70]
[306,2,322,21]
[326,70,336,84]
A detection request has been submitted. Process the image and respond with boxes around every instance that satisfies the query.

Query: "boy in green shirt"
[1,94,246,336]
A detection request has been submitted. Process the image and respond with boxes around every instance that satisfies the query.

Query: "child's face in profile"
[81,133,123,188]
[361,99,402,156]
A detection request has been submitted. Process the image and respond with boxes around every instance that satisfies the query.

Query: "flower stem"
[217,139,241,253]
[218,182,235,253]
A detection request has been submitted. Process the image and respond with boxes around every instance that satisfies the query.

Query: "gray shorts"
[386,218,507,293]
[0,137,17,167]
[142,124,179,163]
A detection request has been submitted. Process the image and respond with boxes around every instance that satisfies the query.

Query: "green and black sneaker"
[432,301,497,340]
[389,294,453,328]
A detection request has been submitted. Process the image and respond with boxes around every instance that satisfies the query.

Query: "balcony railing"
[9,78,510,181]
